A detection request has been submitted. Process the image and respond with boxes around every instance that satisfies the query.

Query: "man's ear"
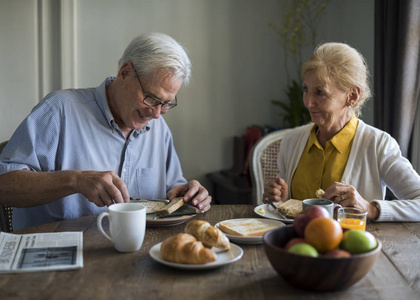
[119,62,132,79]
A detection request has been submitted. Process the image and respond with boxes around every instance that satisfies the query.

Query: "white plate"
[254,204,294,224]
[215,218,285,244]
[149,242,243,270]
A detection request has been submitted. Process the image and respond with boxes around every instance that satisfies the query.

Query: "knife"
[265,198,289,220]
[153,211,199,219]
[130,197,169,203]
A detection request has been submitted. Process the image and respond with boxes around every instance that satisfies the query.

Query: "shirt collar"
[95,77,151,133]
[308,116,358,153]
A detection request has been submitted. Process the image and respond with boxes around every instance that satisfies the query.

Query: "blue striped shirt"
[0,77,187,230]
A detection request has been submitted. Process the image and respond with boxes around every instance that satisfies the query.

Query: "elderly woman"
[263,42,420,222]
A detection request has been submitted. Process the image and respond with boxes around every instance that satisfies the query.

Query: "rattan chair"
[0,140,13,232]
[249,129,293,205]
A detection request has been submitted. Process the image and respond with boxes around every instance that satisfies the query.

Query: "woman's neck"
[317,111,354,148]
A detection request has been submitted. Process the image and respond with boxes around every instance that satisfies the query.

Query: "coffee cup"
[302,198,342,218]
[97,203,146,252]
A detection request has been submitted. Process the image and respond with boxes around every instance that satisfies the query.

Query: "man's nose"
[151,105,163,119]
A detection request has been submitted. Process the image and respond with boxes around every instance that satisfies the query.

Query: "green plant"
[269,0,330,128]
[271,80,309,128]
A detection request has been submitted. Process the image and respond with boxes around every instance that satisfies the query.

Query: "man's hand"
[167,180,212,212]
[75,171,130,207]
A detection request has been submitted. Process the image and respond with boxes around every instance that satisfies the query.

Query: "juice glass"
[337,207,367,231]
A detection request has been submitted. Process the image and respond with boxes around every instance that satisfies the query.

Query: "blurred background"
[0,0,375,200]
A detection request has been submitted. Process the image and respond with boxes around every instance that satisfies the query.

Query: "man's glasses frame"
[132,67,177,110]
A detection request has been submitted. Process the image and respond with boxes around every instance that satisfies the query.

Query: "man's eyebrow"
[148,91,162,100]
[150,90,176,102]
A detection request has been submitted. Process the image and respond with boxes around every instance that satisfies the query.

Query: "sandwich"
[276,199,302,218]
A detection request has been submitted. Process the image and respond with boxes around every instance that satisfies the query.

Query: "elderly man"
[0,33,211,230]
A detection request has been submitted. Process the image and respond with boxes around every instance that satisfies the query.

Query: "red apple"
[293,205,330,237]
[323,249,351,258]
[284,237,306,250]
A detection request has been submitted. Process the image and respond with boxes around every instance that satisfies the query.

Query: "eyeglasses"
[132,67,177,110]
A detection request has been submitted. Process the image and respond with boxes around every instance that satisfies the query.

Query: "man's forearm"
[0,170,79,207]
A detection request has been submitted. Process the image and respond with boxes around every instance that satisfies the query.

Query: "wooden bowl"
[263,225,382,292]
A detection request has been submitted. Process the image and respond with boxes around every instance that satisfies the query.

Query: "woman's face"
[303,70,350,131]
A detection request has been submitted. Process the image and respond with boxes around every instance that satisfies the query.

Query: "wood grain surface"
[0,205,419,300]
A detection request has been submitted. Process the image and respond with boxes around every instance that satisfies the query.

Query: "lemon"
[288,242,318,257]
[256,208,265,214]
[340,230,377,254]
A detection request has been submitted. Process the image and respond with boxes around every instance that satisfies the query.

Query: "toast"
[315,188,325,199]
[277,199,302,219]
[218,219,279,237]
[138,200,168,214]
[155,197,185,216]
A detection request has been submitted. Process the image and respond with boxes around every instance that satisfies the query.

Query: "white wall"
[0,1,39,142]
[0,0,374,192]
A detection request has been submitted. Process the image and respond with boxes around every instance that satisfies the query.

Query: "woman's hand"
[263,177,288,203]
[324,182,379,219]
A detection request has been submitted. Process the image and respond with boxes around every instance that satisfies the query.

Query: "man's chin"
[133,120,150,130]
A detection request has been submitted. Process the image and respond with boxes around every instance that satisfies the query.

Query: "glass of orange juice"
[337,207,367,231]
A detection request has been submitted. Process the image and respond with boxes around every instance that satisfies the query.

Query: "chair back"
[249,129,293,205]
[0,140,13,232]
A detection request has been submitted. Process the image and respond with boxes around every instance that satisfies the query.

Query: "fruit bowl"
[263,225,382,292]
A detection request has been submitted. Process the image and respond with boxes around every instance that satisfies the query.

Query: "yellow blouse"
[291,116,359,200]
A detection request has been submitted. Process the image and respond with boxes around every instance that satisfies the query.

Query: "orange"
[304,217,343,253]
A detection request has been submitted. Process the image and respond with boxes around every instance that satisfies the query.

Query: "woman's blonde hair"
[301,42,371,117]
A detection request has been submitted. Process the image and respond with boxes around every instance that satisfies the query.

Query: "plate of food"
[130,197,198,227]
[215,218,285,244]
[149,242,243,270]
[150,220,243,270]
[254,199,303,224]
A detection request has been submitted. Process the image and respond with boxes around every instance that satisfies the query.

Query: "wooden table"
[1,205,419,300]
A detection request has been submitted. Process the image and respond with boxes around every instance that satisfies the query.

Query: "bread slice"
[277,199,302,218]
[133,200,168,214]
[218,219,279,237]
[315,188,325,199]
[155,197,184,216]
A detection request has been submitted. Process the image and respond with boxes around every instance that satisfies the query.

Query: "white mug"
[97,203,146,252]
[302,198,342,219]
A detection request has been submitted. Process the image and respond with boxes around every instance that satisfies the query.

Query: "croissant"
[160,233,217,264]
[185,220,230,251]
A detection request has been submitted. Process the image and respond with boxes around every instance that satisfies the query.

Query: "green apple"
[340,230,377,254]
[288,242,318,257]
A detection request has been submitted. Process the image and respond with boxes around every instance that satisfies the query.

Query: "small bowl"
[263,225,382,292]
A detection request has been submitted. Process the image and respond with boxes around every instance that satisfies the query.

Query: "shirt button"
[123,168,127,173]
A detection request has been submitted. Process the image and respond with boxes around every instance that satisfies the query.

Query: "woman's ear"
[348,87,361,107]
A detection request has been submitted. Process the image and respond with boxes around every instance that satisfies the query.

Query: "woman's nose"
[304,93,314,108]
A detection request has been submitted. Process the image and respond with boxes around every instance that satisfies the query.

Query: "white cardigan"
[278,119,420,222]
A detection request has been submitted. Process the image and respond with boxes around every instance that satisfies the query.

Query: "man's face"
[110,62,182,134]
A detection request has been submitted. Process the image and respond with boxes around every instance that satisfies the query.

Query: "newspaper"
[0,231,83,273]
